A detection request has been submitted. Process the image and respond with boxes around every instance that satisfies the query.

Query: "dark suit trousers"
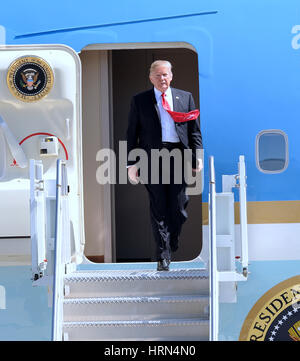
[144,144,189,261]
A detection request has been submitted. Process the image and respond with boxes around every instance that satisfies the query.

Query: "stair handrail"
[209,156,219,341]
[30,159,47,282]
[221,155,249,278]
[238,155,249,276]
[52,159,70,341]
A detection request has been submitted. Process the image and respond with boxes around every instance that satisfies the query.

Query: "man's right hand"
[128,165,139,184]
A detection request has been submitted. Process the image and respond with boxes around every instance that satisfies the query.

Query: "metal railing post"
[238,155,249,276]
[209,156,219,341]
[52,159,69,340]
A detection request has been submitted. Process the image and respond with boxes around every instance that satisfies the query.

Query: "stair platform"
[64,268,209,297]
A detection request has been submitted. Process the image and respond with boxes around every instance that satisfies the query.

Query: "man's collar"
[153,86,172,99]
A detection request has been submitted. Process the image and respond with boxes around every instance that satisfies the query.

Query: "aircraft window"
[256,130,288,173]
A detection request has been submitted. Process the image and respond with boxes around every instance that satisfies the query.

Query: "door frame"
[81,42,199,263]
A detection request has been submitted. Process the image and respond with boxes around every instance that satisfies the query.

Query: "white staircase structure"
[43,156,248,341]
[50,159,210,340]
[62,268,209,341]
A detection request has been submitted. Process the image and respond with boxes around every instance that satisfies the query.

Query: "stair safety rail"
[52,159,70,340]
[209,155,249,340]
[221,155,249,276]
[209,156,219,341]
[238,156,249,276]
[30,160,47,282]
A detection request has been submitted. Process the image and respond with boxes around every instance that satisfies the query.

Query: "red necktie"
[161,93,200,123]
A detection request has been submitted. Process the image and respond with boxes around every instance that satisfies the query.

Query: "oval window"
[256,130,288,173]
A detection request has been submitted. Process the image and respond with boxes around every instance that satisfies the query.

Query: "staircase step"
[63,318,209,341]
[63,295,209,322]
[64,268,209,298]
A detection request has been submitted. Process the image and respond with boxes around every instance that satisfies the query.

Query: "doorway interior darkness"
[112,47,202,262]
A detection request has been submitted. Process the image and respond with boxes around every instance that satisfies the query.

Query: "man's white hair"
[149,60,172,74]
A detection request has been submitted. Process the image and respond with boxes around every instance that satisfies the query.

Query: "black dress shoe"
[157,259,170,271]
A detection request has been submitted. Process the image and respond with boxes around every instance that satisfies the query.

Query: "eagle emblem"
[7,56,54,102]
[288,319,300,341]
[20,68,41,91]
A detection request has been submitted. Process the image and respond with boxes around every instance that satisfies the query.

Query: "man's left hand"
[192,158,203,173]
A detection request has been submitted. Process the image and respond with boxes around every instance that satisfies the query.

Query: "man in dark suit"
[127,60,203,271]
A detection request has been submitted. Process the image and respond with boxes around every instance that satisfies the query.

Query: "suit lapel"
[149,88,161,123]
[171,88,182,112]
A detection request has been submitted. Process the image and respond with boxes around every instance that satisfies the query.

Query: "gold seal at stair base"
[288,320,300,341]
[239,275,300,341]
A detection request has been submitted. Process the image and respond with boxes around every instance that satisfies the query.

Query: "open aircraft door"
[0,45,84,277]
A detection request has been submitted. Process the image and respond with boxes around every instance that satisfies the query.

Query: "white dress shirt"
[154,87,180,143]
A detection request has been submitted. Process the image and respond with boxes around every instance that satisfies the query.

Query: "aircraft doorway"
[80,46,202,263]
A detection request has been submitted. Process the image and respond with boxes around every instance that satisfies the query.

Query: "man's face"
[149,65,173,93]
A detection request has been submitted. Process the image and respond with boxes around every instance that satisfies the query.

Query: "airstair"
[62,268,209,341]
[0,45,249,341]
[30,155,248,341]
